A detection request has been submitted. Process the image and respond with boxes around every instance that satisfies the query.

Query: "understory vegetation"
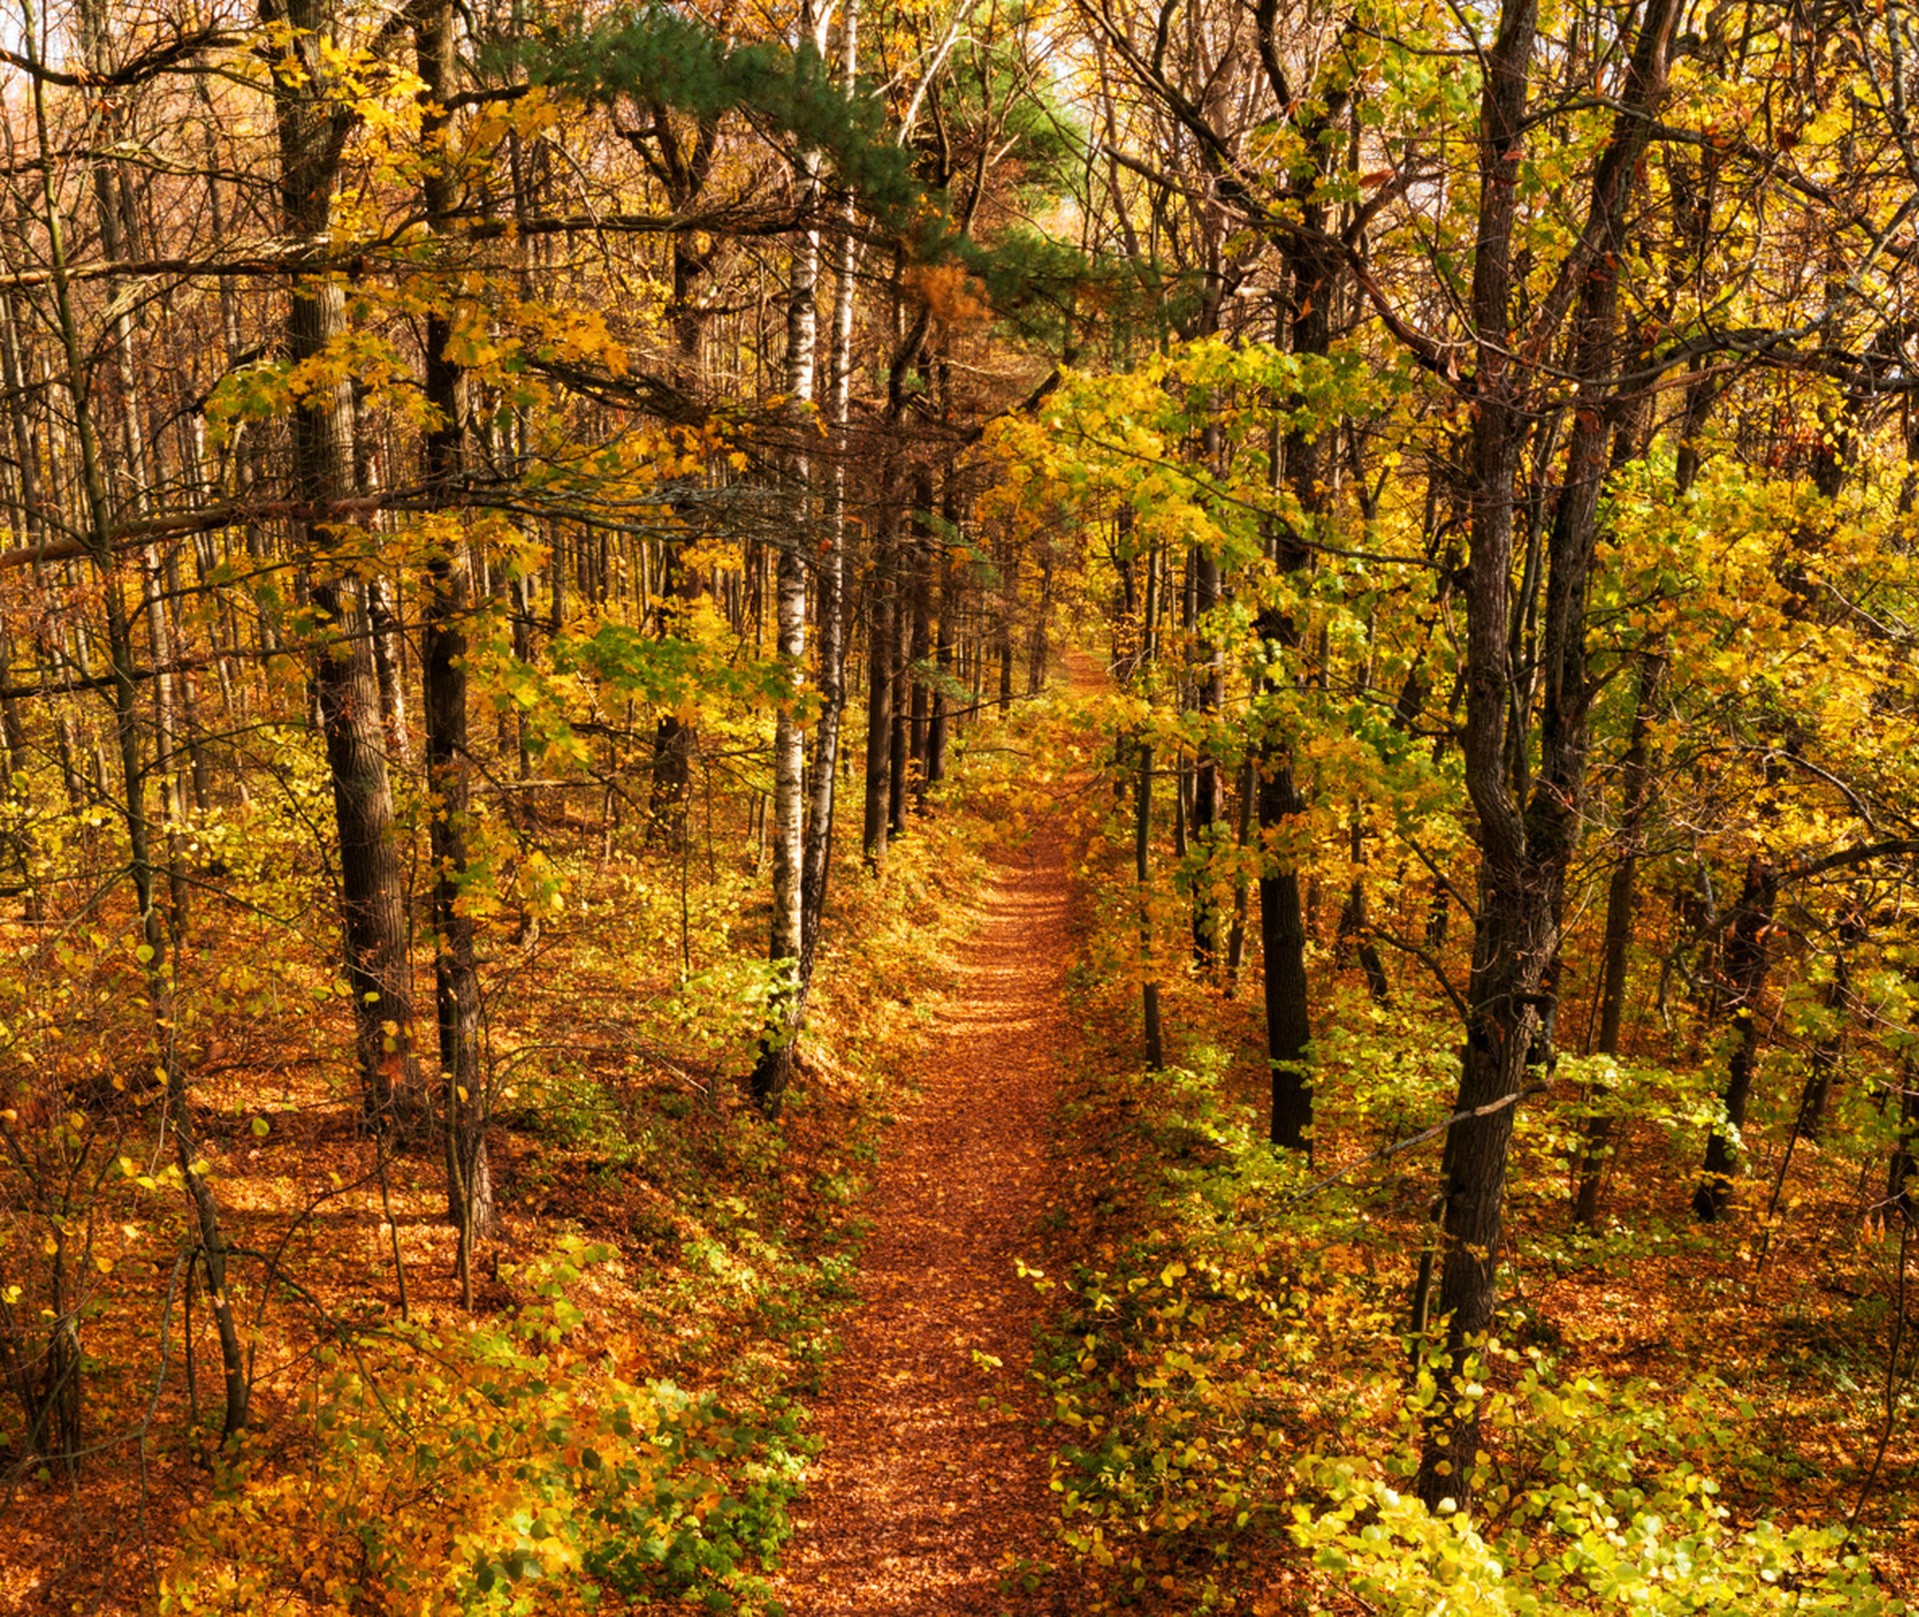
[921,686,1912,1612]
[1033,951,1907,1612]
[6,735,1010,1611]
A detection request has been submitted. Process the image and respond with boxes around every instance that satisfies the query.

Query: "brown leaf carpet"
[771,829,1080,1615]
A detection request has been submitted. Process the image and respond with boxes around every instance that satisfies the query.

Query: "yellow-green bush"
[161,1241,802,1615]
[1302,1360,1891,1615]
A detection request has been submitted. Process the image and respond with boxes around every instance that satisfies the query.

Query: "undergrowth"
[162,1240,804,1614]
[1030,1035,1899,1612]
[134,749,1013,1614]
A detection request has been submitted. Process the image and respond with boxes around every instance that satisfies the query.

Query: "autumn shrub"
[1034,1030,1904,1612]
[1035,1050,1354,1604]
[161,1239,802,1615]
[1303,1358,1892,1614]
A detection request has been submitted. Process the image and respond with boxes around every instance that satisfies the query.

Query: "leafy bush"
[1302,1359,1891,1614]
[161,1240,801,1615]
[1031,1024,1905,1614]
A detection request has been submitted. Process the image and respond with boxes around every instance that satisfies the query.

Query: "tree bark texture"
[1417,0,1680,1511]
[751,28,822,1116]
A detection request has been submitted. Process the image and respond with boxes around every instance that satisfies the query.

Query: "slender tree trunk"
[1224,756,1255,991]
[752,14,823,1116]
[647,119,720,846]
[907,473,933,808]
[1575,649,1666,1225]
[1334,805,1391,1003]
[22,6,247,1438]
[888,600,911,837]
[927,471,956,790]
[802,33,858,949]
[1190,532,1222,968]
[416,0,492,1297]
[0,625,36,918]
[862,491,897,869]
[1791,907,1861,1143]
[365,573,410,764]
[142,551,192,941]
[1887,1055,1917,1228]
[1693,857,1777,1220]
[997,549,1016,713]
[1027,550,1053,693]
[1136,737,1165,1069]
[0,309,44,917]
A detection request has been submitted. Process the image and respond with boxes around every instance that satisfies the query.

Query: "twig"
[1847,1203,1914,1538]
[1231,1085,1550,1230]
[1362,923,1470,1020]
[137,1252,188,1600]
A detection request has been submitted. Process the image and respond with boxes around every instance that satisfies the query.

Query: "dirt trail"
[771,830,1078,1616]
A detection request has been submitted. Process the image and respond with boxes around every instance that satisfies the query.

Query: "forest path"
[770,825,1079,1616]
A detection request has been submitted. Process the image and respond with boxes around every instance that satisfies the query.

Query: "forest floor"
[0,759,1018,1612]
[768,820,1086,1617]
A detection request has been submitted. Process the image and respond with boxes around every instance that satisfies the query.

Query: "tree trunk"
[1572,652,1665,1224]
[751,18,823,1117]
[862,491,897,869]
[1887,1057,1917,1229]
[1190,542,1222,968]
[1223,756,1255,991]
[1027,550,1053,693]
[1136,737,1165,1069]
[1334,806,1391,1004]
[927,469,956,791]
[1257,371,1316,1146]
[1248,66,1352,1153]
[312,581,429,1138]
[1692,857,1777,1221]
[1259,737,1313,1151]
[888,603,911,838]
[1416,0,1680,1510]
[997,548,1017,713]
[268,0,427,1137]
[800,12,858,964]
[361,496,411,764]
[907,472,933,809]
[1257,471,1317,1154]
[415,0,492,1296]
[647,115,720,848]
[1793,914,1858,1142]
